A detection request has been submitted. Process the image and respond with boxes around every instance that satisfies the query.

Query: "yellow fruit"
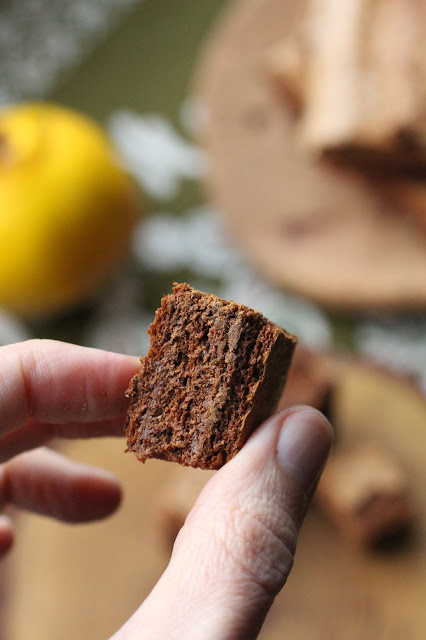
[0,102,139,316]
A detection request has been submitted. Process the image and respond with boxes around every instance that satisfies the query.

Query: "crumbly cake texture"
[125,283,297,470]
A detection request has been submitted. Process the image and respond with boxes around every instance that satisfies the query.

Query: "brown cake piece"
[126,283,297,470]
[316,441,415,547]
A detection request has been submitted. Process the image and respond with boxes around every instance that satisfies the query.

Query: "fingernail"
[277,408,333,493]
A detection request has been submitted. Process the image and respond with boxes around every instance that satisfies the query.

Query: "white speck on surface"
[84,271,150,356]
[355,318,426,392]
[133,206,243,277]
[85,311,151,357]
[108,110,206,200]
[179,96,209,138]
[132,213,189,272]
[0,0,141,105]
[0,311,30,347]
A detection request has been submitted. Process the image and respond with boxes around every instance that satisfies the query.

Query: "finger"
[0,339,140,438]
[0,515,14,558]
[0,447,122,523]
[0,417,126,463]
[114,407,333,640]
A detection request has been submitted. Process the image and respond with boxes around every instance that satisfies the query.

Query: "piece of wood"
[194,0,426,310]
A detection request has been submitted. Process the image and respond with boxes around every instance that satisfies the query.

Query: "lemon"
[0,102,140,316]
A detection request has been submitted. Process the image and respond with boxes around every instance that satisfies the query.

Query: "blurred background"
[0,0,425,638]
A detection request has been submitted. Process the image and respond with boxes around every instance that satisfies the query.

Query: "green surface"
[50,0,225,125]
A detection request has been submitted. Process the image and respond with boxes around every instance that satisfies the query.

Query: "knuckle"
[213,491,298,599]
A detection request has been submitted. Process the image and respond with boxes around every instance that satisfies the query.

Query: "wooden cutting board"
[4,356,426,640]
[194,0,426,311]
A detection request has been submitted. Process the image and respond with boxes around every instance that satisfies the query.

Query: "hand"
[0,339,332,640]
[0,338,140,546]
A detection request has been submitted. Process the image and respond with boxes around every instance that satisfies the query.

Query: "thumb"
[113,407,333,640]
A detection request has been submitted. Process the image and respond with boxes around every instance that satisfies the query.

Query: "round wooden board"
[194,0,426,311]
[5,358,426,640]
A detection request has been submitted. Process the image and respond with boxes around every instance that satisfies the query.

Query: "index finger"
[0,339,140,438]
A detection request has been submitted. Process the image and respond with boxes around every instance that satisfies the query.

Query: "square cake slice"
[125,283,297,470]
